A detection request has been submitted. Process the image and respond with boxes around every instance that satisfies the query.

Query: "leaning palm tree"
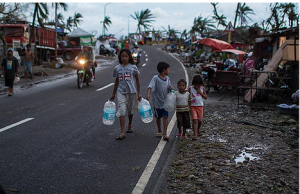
[73,12,83,27]
[131,9,156,34]
[103,16,112,31]
[211,3,227,29]
[30,3,49,43]
[237,3,254,27]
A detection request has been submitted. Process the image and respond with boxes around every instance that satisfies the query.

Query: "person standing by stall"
[0,48,19,96]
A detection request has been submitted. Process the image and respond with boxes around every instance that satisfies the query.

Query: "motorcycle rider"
[88,45,96,79]
[77,45,93,81]
[131,42,141,64]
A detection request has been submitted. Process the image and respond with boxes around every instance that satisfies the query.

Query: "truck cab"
[57,40,82,60]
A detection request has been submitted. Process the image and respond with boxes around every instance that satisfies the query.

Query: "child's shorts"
[154,108,168,118]
[117,93,138,116]
[176,111,191,129]
[190,106,203,121]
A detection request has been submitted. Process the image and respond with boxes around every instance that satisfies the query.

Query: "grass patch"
[208,142,224,148]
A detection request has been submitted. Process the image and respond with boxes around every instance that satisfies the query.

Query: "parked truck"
[57,40,82,60]
[0,20,56,63]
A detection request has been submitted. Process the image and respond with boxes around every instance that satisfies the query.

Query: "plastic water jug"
[163,88,176,112]
[102,100,116,125]
[138,98,153,123]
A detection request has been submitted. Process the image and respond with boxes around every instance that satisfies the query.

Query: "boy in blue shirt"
[146,61,172,141]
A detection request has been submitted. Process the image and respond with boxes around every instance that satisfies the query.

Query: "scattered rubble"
[163,53,299,194]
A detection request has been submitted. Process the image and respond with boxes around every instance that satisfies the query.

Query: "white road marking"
[132,113,176,194]
[145,54,148,57]
[132,50,189,194]
[145,58,148,61]
[0,118,34,133]
[142,63,146,67]
[96,83,114,91]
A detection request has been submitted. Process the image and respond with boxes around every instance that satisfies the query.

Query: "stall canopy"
[68,27,95,45]
[222,49,247,63]
[197,38,233,52]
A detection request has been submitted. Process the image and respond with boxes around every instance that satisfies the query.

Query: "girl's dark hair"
[177,79,187,86]
[118,48,133,64]
[192,74,204,86]
[157,61,170,73]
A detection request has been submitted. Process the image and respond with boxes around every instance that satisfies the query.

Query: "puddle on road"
[207,136,227,142]
[234,146,261,163]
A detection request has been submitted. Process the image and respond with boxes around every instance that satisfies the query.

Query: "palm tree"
[131,9,156,34]
[192,14,215,37]
[180,29,188,43]
[66,16,73,32]
[161,25,180,42]
[103,16,112,31]
[73,12,83,28]
[237,3,254,27]
[30,3,49,43]
[211,3,227,29]
[64,12,83,32]
[52,2,67,12]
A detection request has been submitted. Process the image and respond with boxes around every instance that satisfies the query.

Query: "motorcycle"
[132,48,141,66]
[76,58,93,89]
[132,52,140,66]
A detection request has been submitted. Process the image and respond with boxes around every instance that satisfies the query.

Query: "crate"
[282,39,299,61]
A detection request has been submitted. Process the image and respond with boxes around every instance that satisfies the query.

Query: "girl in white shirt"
[189,75,207,140]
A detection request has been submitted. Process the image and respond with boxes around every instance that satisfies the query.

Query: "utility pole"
[103,3,111,37]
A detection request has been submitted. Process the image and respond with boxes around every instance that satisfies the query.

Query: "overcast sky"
[22,1,299,39]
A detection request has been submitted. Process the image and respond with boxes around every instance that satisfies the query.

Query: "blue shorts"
[24,61,32,74]
[154,108,168,118]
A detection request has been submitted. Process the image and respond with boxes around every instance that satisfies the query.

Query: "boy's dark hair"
[157,61,170,73]
[118,48,133,64]
[177,79,187,86]
[26,44,31,47]
[192,74,204,85]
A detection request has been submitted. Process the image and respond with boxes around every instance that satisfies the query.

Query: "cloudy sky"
[22,1,299,39]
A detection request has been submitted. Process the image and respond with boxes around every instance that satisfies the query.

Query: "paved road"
[0,45,189,194]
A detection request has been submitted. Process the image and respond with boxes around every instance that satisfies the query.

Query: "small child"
[189,74,207,140]
[175,79,190,138]
[147,61,172,141]
[110,48,142,140]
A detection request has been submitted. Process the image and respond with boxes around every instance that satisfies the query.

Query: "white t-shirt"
[113,64,139,94]
[175,91,190,112]
[189,86,204,106]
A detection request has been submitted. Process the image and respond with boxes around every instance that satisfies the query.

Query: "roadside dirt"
[163,54,299,194]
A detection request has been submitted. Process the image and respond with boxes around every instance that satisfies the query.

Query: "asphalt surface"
[0,45,190,194]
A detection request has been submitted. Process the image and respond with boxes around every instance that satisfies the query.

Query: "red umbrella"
[197,38,233,52]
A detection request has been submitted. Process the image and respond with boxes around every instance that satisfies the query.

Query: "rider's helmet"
[133,42,138,48]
